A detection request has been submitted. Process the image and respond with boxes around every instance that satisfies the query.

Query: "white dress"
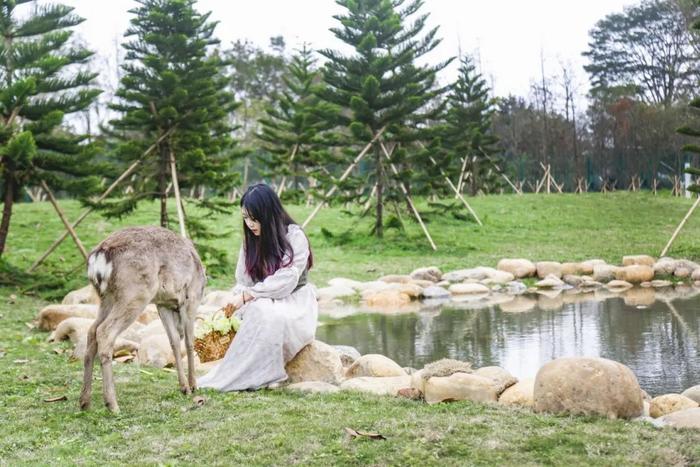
[197,224,318,391]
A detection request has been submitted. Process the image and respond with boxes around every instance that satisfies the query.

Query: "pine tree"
[442,56,501,196]
[107,0,237,237]
[258,45,336,202]
[679,5,700,191]
[0,1,101,257]
[318,0,450,238]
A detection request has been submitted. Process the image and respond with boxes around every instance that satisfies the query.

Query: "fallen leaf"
[138,369,153,376]
[24,322,34,330]
[52,348,65,355]
[13,359,29,364]
[44,395,67,403]
[193,395,207,407]
[161,367,176,373]
[113,348,134,358]
[344,427,386,440]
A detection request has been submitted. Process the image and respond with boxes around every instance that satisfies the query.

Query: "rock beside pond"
[534,275,565,289]
[423,372,500,404]
[606,280,633,291]
[317,285,357,302]
[498,378,535,408]
[422,358,473,379]
[474,366,517,395]
[681,385,700,404]
[449,283,490,295]
[674,268,691,279]
[649,394,699,418]
[579,259,606,275]
[62,285,100,305]
[499,296,537,313]
[692,269,700,281]
[137,333,184,369]
[623,288,656,306]
[328,277,365,290]
[536,261,562,279]
[504,281,528,295]
[622,255,655,267]
[410,266,442,282]
[615,265,654,284]
[285,340,344,385]
[651,280,673,288]
[345,354,406,378]
[561,262,582,276]
[660,407,700,430]
[340,375,411,396]
[533,357,643,419]
[497,259,536,278]
[562,275,585,287]
[362,289,412,307]
[286,381,340,394]
[379,274,413,284]
[593,264,618,283]
[333,345,361,367]
[422,286,450,298]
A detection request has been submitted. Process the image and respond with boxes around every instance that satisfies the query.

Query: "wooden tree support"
[302,127,386,228]
[378,141,437,251]
[652,178,658,195]
[277,143,299,197]
[427,155,483,226]
[28,128,176,273]
[169,146,187,238]
[660,194,700,257]
[672,176,682,197]
[455,156,469,195]
[627,175,641,192]
[574,177,587,194]
[477,147,522,195]
[40,180,88,260]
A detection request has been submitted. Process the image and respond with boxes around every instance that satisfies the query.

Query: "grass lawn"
[1,192,699,464]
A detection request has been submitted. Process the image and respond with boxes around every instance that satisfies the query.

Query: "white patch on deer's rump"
[87,252,113,294]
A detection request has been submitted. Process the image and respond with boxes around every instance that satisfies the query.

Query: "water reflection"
[317,294,700,395]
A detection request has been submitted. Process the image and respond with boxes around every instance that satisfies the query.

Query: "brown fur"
[80,226,206,413]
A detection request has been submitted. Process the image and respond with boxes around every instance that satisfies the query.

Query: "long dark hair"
[240,183,313,282]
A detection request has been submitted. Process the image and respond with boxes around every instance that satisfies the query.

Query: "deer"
[79,226,206,413]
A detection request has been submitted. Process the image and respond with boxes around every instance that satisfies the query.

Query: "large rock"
[137,333,185,368]
[579,259,606,275]
[327,277,365,290]
[681,385,700,404]
[474,366,517,395]
[362,289,412,307]
[497,259,536,278]
[593,264,618,283]
[653,257,678,275]
[448,283,490,295]
[615,265,654,284]
[534,275,565,289]
[345,354,406,378]
[606,280,633,291]
[423,372,500,404]
[333,345,361,367]
[36,304,98,331]
[622,255,655,267]
[533,357,643,419]
[50,317,138,360]
[285,340,344,385]
[410,266,442,282]
[421,286,450,298]
[317,285,357,302]
[62,285,100,305]
[498,378,535,408]
[536,261,563,279]
[286,381,340,394]
[340,375,411,396]
[660,407,700,430]
[649,394,699,418]
[379,274,413,284]
[561,262,582,276]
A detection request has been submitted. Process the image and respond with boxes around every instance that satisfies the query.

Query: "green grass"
[2,192,700,465]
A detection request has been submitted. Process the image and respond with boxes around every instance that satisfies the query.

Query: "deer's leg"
[96,300,145,413]
[79,297,113,410]
[182,300,198,391]
[158,306,189,394]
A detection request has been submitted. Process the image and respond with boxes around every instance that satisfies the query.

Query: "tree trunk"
[375,145,383,238]
[159,144,169,228]
[0,174,15,257]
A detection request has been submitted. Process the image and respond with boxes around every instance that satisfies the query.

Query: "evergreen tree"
[318,0,450,238]
[680,5,700,191]
[258,45,336,202]
[0,1,101,257]
[442,56,501,196]
[106,0,237,266]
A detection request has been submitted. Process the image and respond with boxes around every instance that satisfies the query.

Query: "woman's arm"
[247,226,309,300]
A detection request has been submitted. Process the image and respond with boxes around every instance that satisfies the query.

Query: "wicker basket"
[194,304,237,363]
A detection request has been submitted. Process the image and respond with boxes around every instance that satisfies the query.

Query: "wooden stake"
[40,180,88,260]
[660,194,700,257]
[378,141,437,250]
[302,127,386,228]
[277,143,299,197]
[456,156,469,195]
[28,128,176,272]
[428,155,482,226]
[169,146,187,238]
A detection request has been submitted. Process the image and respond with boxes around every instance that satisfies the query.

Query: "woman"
[197,183,318,391]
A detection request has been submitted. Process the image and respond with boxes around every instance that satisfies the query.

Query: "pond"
[316,292,700,396]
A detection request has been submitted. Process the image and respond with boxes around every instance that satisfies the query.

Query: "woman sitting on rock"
[197,183,318,391]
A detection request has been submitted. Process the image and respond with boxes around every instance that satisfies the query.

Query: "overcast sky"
[59,0,639,103]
